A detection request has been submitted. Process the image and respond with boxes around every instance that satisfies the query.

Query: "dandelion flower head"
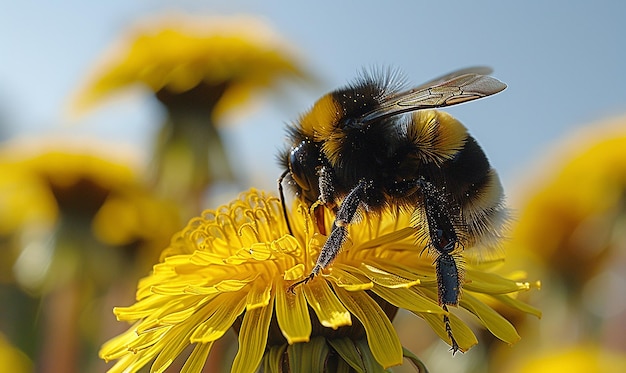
[102,189,539,372]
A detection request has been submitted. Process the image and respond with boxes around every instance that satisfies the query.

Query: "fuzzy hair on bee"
[277,66,509,353]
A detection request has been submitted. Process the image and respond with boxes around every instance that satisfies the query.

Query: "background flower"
[0,138,181,372]
[0,333,32,373]
[70,14,311,119]
[483,115,626,373]
[70,14,314,217]
[515,344,626,373]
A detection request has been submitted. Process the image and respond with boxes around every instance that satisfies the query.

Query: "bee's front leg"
[288,179,370,293]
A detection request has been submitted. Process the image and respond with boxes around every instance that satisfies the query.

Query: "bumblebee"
[278,67,509,352]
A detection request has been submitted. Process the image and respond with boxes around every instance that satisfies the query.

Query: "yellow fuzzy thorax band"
[407,110,468,165]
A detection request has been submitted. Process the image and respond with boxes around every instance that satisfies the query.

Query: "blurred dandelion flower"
[0,138,183,372]
[0,139,180,292]
[71,14,311,118]
[486,115,626,373]
[102,189,538,372]
[70,14,314,212]
[508,115,626,288]
[0,333,32,373]
[516,344,626,373]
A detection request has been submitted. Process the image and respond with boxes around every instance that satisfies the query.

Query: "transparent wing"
[410,66,494,92]
[361,71,506,123]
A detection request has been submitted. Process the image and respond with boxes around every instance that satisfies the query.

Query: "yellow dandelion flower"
[70,14,314,212]
[102,189,539,372]
[509,115,626,286]
[515,344,626,373]
[0,333,32,373]
[0,139,181,291]
[0,138,183,372]
[71,14,311,119]
[486,115,626,373]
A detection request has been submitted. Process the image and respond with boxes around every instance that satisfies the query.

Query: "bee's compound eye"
[289,141,319,196]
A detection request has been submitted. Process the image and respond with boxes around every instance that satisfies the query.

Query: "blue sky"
[2,1,626,200]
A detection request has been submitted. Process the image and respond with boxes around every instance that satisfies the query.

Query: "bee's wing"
[361,72,506,123]
[410,66,494,91]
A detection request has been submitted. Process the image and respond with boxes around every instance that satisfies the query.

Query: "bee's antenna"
[278,169,294,235]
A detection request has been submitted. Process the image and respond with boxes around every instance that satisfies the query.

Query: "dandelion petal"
[460,292,521,345]
[276,279,312,344]
[328,264,373,291]
[246,281,272,310]
[180,342,214,373]
[491,293,542,318]
[372,286,444,315]
[190,293,247,343]
[231,291,275,373]
[100,326,141,361]
[303,280,351,329]
[464,269,533,294]
[185,277,255,295]
[420,312,477,352]
[360,262,420,288]
[333,285,403,368]
[151,309,211,372]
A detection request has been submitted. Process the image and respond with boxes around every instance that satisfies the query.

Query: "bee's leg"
[442,305,460,354]
[438,248,461,354]
[288,179,369,293]
[417,179,463,300]
[318,166,337,209]
[435,245,462,308]
[416,177,463,353]
[311,166,339,235]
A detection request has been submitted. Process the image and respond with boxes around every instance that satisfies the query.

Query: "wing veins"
[361,72,506,123]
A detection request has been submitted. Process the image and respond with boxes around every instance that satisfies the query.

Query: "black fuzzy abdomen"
[441,135,491,203]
